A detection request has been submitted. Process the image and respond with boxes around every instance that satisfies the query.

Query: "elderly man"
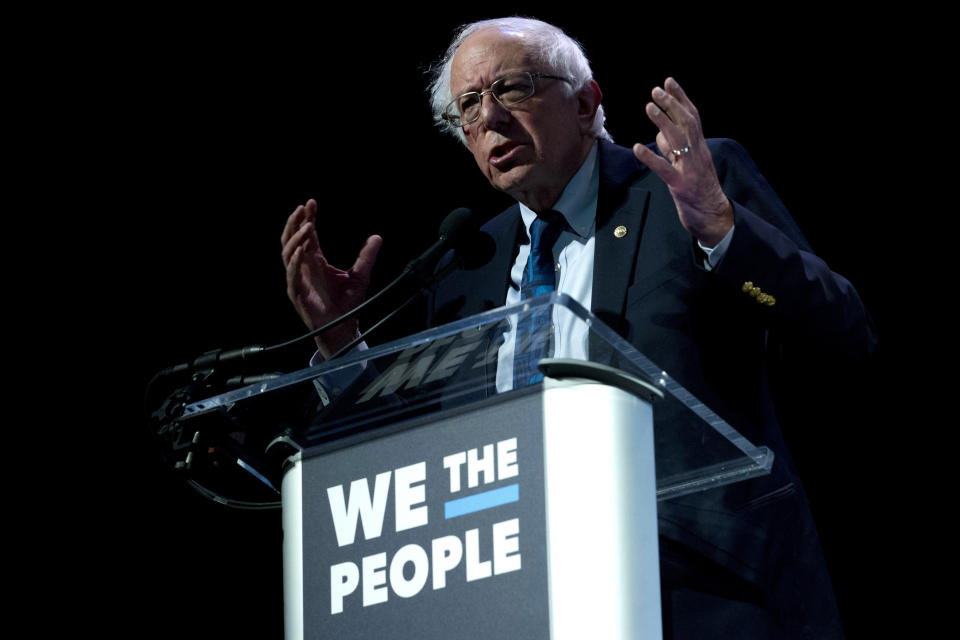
[281,17,874,639]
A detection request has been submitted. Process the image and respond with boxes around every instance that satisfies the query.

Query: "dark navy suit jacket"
[429,139,876,638]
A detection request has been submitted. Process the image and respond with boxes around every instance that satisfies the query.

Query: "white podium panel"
[282,379,660,640]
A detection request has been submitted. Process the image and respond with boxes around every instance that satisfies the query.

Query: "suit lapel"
[477,205,524,312]
[591,142,653,333]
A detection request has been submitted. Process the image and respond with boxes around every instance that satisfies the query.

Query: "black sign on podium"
[178,294,773,639]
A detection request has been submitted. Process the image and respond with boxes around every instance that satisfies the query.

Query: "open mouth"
[489,141,525,169]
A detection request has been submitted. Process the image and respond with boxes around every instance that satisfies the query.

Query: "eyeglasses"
[442,71,572,128]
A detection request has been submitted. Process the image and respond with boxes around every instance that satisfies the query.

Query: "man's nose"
[477,93,511,130]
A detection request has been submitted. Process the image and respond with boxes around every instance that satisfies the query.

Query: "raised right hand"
[281,199,382,359]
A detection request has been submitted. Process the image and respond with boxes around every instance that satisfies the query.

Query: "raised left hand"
[633,77,734,247]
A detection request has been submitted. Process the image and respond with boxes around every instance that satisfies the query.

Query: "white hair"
[427,17,612,145]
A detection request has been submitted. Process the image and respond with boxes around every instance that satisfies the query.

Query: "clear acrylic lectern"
[178,294,773,640]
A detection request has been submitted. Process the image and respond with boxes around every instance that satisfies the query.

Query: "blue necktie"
[513,212,564,388]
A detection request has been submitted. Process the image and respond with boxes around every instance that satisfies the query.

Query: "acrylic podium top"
[181,293,772,501]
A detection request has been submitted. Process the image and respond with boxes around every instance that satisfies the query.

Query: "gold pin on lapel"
[614,225,627,238]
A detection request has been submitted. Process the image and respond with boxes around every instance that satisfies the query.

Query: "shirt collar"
[519,140,599,239]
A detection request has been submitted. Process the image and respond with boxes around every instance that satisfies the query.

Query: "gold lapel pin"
[614,225,627,238]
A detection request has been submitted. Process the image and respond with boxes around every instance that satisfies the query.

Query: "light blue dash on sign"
[444,484,519,519]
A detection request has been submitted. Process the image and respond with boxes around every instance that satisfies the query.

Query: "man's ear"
[577,80,602,133]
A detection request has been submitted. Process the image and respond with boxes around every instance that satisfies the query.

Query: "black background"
[41,6,913,638]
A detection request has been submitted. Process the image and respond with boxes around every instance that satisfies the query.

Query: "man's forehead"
[450,28,537,90]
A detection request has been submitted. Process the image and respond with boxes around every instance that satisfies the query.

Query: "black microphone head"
[437,207,478,246]
[406,208,478,279]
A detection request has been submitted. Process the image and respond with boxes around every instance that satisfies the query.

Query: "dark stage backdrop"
[78,7,903,638]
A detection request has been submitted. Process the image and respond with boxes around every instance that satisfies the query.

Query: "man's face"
[449,28,598,212]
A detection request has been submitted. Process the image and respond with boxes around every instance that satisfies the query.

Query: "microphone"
[434,223,496,280]
[402,207,482,281]
[156,345,266,378]
[153,207,490,380]
[289,207,486,346]
[146,207,495,504]
[325,209,495,359]
[326,228,496,361]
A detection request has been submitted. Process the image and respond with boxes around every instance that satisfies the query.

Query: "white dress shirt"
[496,142,600,390]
